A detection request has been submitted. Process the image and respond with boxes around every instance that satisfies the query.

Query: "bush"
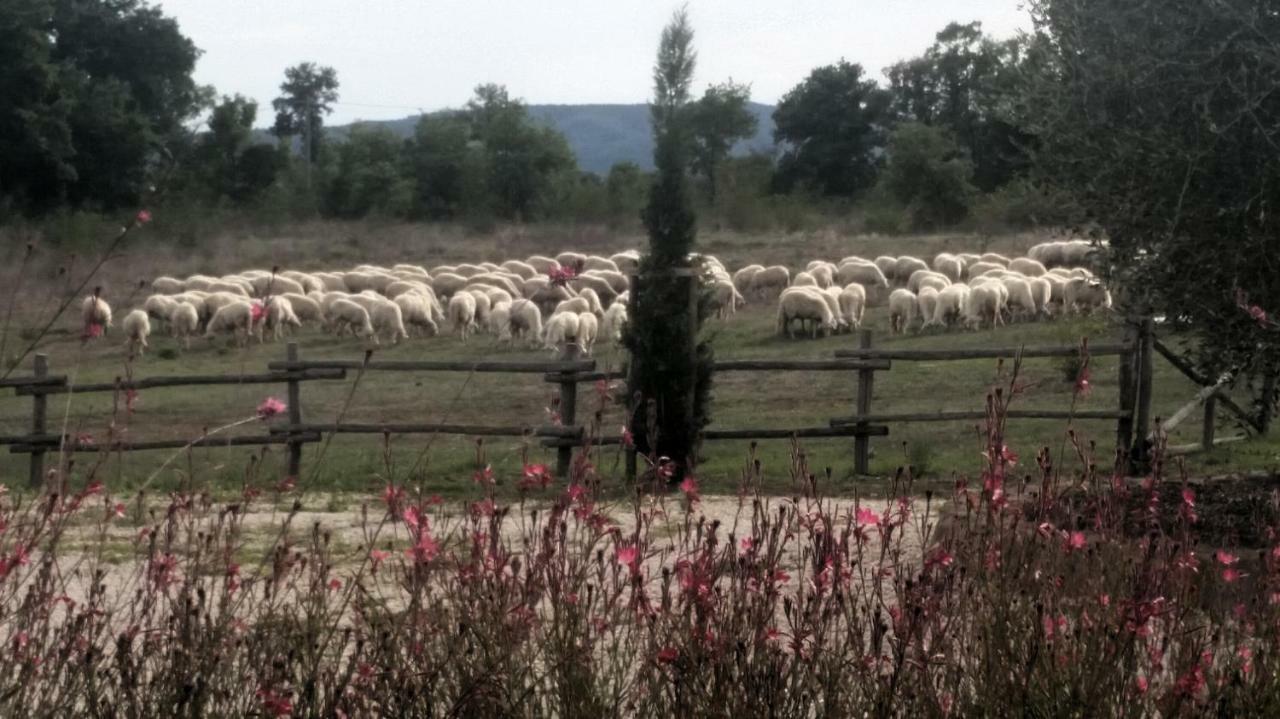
[969,178,1080,234]
[879,122,976,230]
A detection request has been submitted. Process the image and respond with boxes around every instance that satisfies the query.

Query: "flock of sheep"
[80,238,1110,357]
[741,239,1112,339]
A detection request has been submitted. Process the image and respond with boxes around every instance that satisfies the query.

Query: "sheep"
[395,294,438,337]
[1008,258,1048,277]
[370,300,410,345]
[525,278,574,309]
[928,284,971,328]
[979,252,1011,266]
[431,272,470,298]
[793,271,818,288]
[776,287,837,339]
[809,264,835,288]
[82,295,113,333]
[554,296,592,316]
[555,251,587,269]
[454,263,487,278]
[1059,240,1100,268]
[168,302,199,349]
[342,271,396,294]
[873,256,898,278]
[609,251,640,274]
[733,265,765,296]
[838,284,867,330]
[430,264,458,276]
[144,294,177,330]
[1001,276,1037,320]
[583,256,619,273]
[836,261,889,290]
[500,260,538,279]
[478,286,513,308]
[280,271,323,293]
[816,287,847,332]
[576,287,605,316]
[281,293,323,325]
[507,300,543,345]
[584,269,629,294]
[965,261,1005,279]
[470,273,522,297]
[121,309,151,355]
[543,311,581,350]
[385,280,430,299]
[152,276,185,295]
[893,256,929,284]
[525,255,560,274]
[888,289,917,334]
[577,312,599,355]
[205,301,255,346]
[247,274,306,298]
[1064,279,1112,314]
[966,283,1007,329]
[916,287,940,329]
[710,278,745,319]
[932,253,964,282]
[262,297,302,341]
[569,274,618,305]
[447,292,478,342]
[917,275,951,294]
[489,301,514,342]
[1028,277,1052,317]
[907,270,952,293]
[327,299,376,340]
[751,265,791,296]
[314,272,349,291]
[601,302,627,345]
[391,263,431,278]
[464,288,493,327]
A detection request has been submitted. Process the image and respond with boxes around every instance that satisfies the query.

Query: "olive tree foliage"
[1022,0,1280,388]
[271,63,339,169]
[623,7,713,479]
[687,81,758,202]
[879,122,977,230]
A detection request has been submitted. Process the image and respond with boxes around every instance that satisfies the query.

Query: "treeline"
[1,2,1060,233]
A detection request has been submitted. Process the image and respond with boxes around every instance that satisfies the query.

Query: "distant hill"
[314,102,776,175]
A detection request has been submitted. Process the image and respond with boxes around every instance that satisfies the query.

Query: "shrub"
[878,122,977,230]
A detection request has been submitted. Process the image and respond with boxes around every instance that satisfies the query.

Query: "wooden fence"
[1,316,1273,488]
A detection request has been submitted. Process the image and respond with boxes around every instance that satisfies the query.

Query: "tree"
[773,61,892,197]
[604,161,648,227]
[1022,0,1280,389]
[404,113,476,219]
[687,81,757,201]
[623,8,713,481]
[190,94,280,204]
[272,63,339,175]
[878,123,976,230]
[325,124,414,218]
[885,21,1030,191]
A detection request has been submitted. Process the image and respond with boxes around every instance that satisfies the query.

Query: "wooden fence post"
[285,343,303,479]
[28,354,48,489]
[1116,321,1137,457]
[1132,317,1156,469]
[556,342,580,479]
[854,330,874,475]
[1202,390,1217,452]
[1260,371,1277,436]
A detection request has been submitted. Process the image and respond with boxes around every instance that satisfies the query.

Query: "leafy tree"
[687,81,757,201]
[464,84,575,220]
[325,124,413,218]
[0,0,74,214]
[604,161,648,227]
[885,21,1030,191]
[404,113,476,219]
[878,122,976,230]
[1022,0,1280,387]
[272,63,339,174]
[773,61,892,197]
[190,94,279,204]
[623,8,713,480]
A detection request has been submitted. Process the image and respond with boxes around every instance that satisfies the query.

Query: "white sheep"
[500,260,538,279]
[965,261,1005,279]
[907,270,952,293]
[1008,258,1048,277]
[1028,277,1052,316]
[168,302,199,349]
[733,265,764,295]
[584,269,629,294]
[583,256,619,273]
[710,278,745,319]
[453,263,486,278]
[261,296,302,341]
[395,294,439,337]
[1000,276,1037,321]
[430,272,469,298]
[601,302,627,345]
[1064,279,1112,314]
[776,287,837,339]
[838,284,867,330]
[507,299,543,345]
[577,312,599,356]
[931,254,964,282]
[152,276,185,295]
[893,256,929,284]
[817,287,848,332]
[576,287,605,315]
[568,274,618,305]
[966,282,1007,329]
[447,292,478,342]
[205,301,255,346]
[370,300,409,345]
[554,296,592,316]
[836,261,889,290]
[555,251,587,269]
[144,294,177,329]
[928,284,971,328]
[750,265,790,297]
[888,289,917,334]
[609,251,640,274]
[874,256,898,278]
[327,299,376,340]
[808,263,836,288]
[465,288,493,327]
[793,271,818,288]
[81,295,113,333]
[979,252,1011,266]
[122,309,151,356]
[525,255,560,274]
[916,287,940,329]
[280,293,324,325]
[543,311,582,350]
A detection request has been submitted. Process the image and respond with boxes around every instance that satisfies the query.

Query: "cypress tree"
[623,8,713,482]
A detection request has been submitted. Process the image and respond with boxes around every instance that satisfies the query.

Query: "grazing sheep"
[569,274,618,305]
[122,309,151,355]
[601,302,627,345]
[584,269,629,294]
[583,256,619,273]
[776,287,837,339]
[327,299,376,340]
[1028,277,1052,316]
[262,297,302,341]
[144,294,177,329]
[888,289,917,334]
[391,263,431,278]
[543,311,581,350]
[500,260,538,279]
[82,295,113,332]
[979,252,1011,266]
[205,301,255,346]
[447,292,478,342]
[470,273,522,297]
[384,280,429,299]
[873,256,898,278]
[314,272,349,291]
[907,269,951,294]
[507,300,543,345]
[168,302,199,349]
[465,288,493,327]
[916,287,940,329]
[395,294,438,337]
[1000,277,1038,320]
[836,261,889,290]
[281,293,323,325]
[838,284,867,330]
[577,312,599,355]
[453,263,486,278]
[733,265,765,295]
[370,300,410,345]
[1008,258,1048,277]
[152,276,185,295]
[893,256,929,284]
[1064,279,1112,314]
[710,278,745,319]
[966,283,1007,329]
[793,271,818,288]
[809,264,835,288]
[964,261,1005,279]
[280,271,323,293]
[576,287,605,315]
[750,265,791,297]
[247,274,306,298]
[489,301,514,342]
[554,296,592,316]
[609,252,640,274]
[1059,240,1100,268]
[525,255,560,274]
[816,287,847,332]
[555,251,587,269]
[431,272,470,298]
[932,254,964,282]
[927,284,971,328]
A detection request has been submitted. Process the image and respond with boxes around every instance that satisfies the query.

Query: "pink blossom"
[616,544,639,569]
[327,578,342,591]
[656,646,678,664]
[1066,531,1087,552]
[110,502,126,520]
[402,507,420,529]
[82,322,104,340]
[739,536,756,557]
[256,396,287,420]
[519,463,552,490]
[472,464,494,485]
[1215,550,1239,566]
[275,475,297,492]
[250,301,266,323]
[382,484,405,508]
[135,209,152,224]
[407,529,439,564]
[1222,568,1245,583]
[656,459,676,481]
[1075,366,1092,397]
[1135,676,1149,695]
[621,425,634,448]
[679,475,700,502]
[855,506,881,527]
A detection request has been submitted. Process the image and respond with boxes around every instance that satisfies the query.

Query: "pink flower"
[1215,550,1239,566]
[739,536,756,556]
[82,322,104,340]
[472,465,494,486]
[276,475,297,492]
[925,547,954,570]
[250,301,266,323]
[1181,487,1196,508]
[408,529,439,563]
[256,397,287,420]
[1135,676,1149,695]
[256,688,293,718]
[621,426,634,448]
[370,549,391,567]
[1075,365,1092,397]
[75,433,95,447]
[519,463,552,490]
[1222,568,1245,583]
[1066,531,1087,552]
[327,578,342,591]
[679,475,700,502]
[656,646,678,664]
[135,209,152,224]
[856,506,881,527]
[656,459,676,481]
[616,544,639,569]
[111,502,126,520]
[402,507,420,529]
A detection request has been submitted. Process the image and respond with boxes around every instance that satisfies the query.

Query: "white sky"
[156,0,1030,127]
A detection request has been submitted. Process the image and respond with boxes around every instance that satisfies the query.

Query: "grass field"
[1,221,1276,497]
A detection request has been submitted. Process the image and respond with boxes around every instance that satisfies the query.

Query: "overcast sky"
[157,0,1030,128]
